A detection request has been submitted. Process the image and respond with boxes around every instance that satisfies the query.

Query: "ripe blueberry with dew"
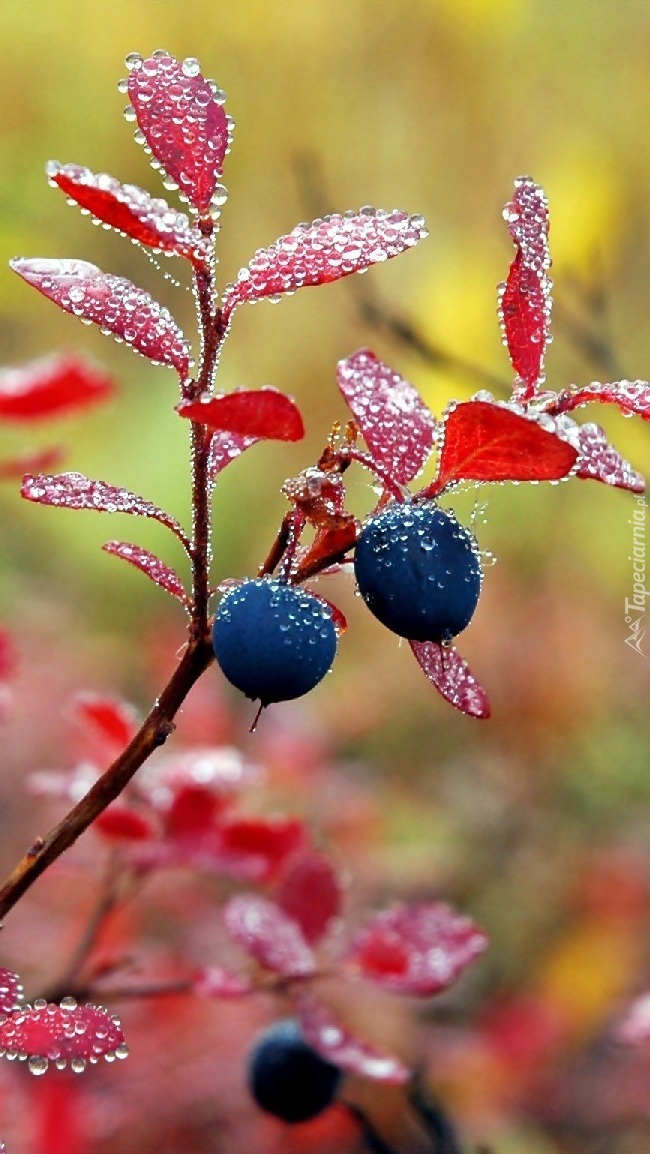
[212,578,338,705]
[354,502,482,643]
[248,1018,342,1123]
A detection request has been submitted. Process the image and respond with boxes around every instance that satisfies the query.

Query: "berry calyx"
[354,502,482,642]
[248,1018,342,1123]
[212,578,337,705]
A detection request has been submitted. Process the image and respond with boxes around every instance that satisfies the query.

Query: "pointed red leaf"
[193,966,252,999]
[48,163,209,264]
[223,895,316,978]
[573,421,645,492]
[337,350,436,484]
[427,400,578,494]
[125,51,229,213]
[0,1000,128,1072]
[208,430,259,479]
[0,970,24,1019]
[178,387,304,441]
[221,208,428,321]
[163,783,224,841]
[94,804,157,842]
[70,691,138,753]
[21,472,188,544]
[549,378,650,420]
[409,640,491,718]
[216,816,308,882]
[10,259,191,377]
[499,178,552,395]
[0,446,64,480]
[277,850,343,944]
[349,901,488,997]
[103,541,189,606]
[298,999,409,1084]
[0,354,114,421]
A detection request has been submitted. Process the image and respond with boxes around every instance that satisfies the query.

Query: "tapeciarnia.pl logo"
[624,495,647,657]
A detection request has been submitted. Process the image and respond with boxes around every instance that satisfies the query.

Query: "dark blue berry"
[212,578,337,705]
[354,502,482,642]
[248,1018,342,1123]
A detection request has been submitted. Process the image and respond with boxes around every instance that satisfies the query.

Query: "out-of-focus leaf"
[126,50,229,213]
[337,350,435,484]
[617,993,650,1045]
[298,999,409,1083]
[223,895,316,977]
[277,850,343,944]
[0,446,65,480]
[103,541,190,607]
[69,691,138,753]
[0,354,114,421]
[178,387,304,441]
[21,472,188,543]
[409,640,491,719]
[94,805,157,842]
[193,966,251,999]
[10,259,191,377]
[221,208,428,321]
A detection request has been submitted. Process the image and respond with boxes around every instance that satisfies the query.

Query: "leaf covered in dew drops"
[223,894,316,978]
[499,178,552,394]
[426,400,578,495]
[573,421,645,493]
[69,690,139,754]
[549,378,650,421]
[48,162,209,264]
[298,998,409,1084]
[348,901,488,997]
[208,430,259,480]
[178,387,304,442]
[103,541,190,607]
[21,472,187,542]
[125,50,230,213]
[409,640,491,719]
[220,208,428,321]
[0,999,128,1073]
[10,259,191,377]
[0,353,114,421]
[337,350,436,485]
[0,969,24,1019]
[277,850,343,945]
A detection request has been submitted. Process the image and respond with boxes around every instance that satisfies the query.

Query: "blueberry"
[212,578,337,705]
[354,502,482,642]
[248,1018,342,1123]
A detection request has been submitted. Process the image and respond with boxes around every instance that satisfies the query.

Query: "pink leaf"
[0,446,64,480]
[208,430,259,479]
[48,163,209,264]
[21,472,188,543]
[151,747,254,802]
[126,51,230,213]
[70,691,138,753]
[193,966,251,999]
[427,400,578,494]
[0,354,114,421]
[10,259,190,377]
[409,640,491,719]
[223,895,316,978]
[178,387,304,442]
[549,378,650,420]
[221,208,428,321]
[0,969,24,1020]
[349,901,488,997]
[573,421,645,492]
[103,541,190,607]
[0,1000,128,1072]
[337,350,436,484]
[298,999,409,1084]
[277,850,343,945]
[499,177,552,395]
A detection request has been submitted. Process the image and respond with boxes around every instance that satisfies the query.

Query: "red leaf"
[0,446,65,480]
[151,747,254,802]
[298,999,409,1084]
[208,430,259,479]
[0,354,114,421]
[277,850,343,944]
[409,640,491,719]
[21,472,188,543]
[349,901,488,997]
[428,400,578,494]
[223,895,316,978]
[48,163,209,264]
[126,51,230,213]
[549,378,650,420]
[573,421,645,493]
[0,969,24,1019]
[337,350,436,484]
[499,178,551,395]
[94,805,157,842]
[216,816,308,882]
[103,541,189,607]
[0,632,17,683]
[10,259,191,377]
[193,966,251,999]
[221,208,428,321]
[178,387,304,441]
[163,783,224,840]
[0,1000,128,1072]
[70,692,138,753]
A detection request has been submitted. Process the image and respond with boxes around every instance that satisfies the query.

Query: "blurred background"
[1,1,650,1152]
